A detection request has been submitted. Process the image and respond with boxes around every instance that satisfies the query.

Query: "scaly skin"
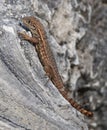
[18,16,93,117]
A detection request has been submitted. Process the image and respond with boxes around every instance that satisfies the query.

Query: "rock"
[0,0,92,130]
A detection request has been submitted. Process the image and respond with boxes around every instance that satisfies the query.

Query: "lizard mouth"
[19,22,30,32]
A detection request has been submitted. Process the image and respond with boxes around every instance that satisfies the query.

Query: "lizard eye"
[27,20,30,24]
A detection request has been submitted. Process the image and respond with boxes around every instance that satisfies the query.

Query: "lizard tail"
[59,89,93,117]
[68,98,93,117]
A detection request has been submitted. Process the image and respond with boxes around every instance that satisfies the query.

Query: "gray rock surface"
[76,1,107,130]
[1,0,106,130]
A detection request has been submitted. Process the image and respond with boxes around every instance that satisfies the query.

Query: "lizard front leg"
[18,31,39,44]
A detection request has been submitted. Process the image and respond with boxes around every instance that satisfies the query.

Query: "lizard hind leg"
[43,65,54,79]
[43,65,54,86]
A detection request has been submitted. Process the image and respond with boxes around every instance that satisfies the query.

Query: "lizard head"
[22,16,37,31]
[21,16,43,34]
[20,16,46,38]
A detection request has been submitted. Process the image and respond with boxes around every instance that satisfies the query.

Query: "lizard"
[18,16,93,117]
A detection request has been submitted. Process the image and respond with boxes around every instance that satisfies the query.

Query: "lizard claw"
[18,31,29,40]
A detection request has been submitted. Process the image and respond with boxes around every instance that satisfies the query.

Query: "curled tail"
[59,89,93,117]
